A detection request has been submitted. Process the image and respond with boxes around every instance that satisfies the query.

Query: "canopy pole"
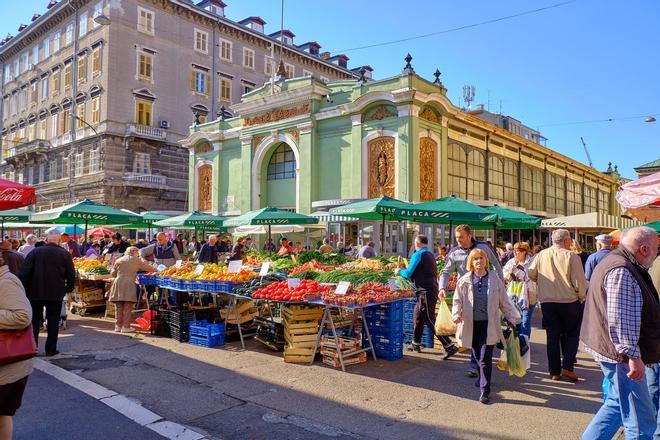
[268,224,272,246]
[1,220,4,239]
[84,220,88,243]
[381,214,386,255]
[449,221,454,247]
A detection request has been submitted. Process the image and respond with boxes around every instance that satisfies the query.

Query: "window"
[49,158,58,181]
[521,166,543,210]
[598,190,609,214]
[76,103,85,129]
[30,82,38,106]
[78,56,87,83]
[466,150,485,200]
[488,155,504,202]
[447,143,467,199]
[133,152,151,174]
[546,174,565,215]
[20,52,29,72]
[39,118,47,139]
[138,7,154,35]
[243,48,255,69]
[20,89,27,112]
[135,99,152,126]
[59,109,71,134]
[190,69,209,95]
[64,64,72,90]
[220,78,231,101]
[264,57,274,76]
[43,37,50,59]
[51,70,61,96]
[243,84,254,95]
[13,59,19,77]
[93,3,103,28]
[28,123,36,141]
[26,166,33,185]
[75,153,84,177]
[65,23,74,45]
[41,77,48,100]
[89,149,99,173]
[38,162,45,183]
[584,185,597,213]
[62,156,69,179]
[285,63,294,79]
[53,32,61,52]
[567,179,582,215]
[91,96,100,124]
[194,29,208,53]
[3,65,10,83]
[267,144,296,180]
[92,47,101,76]
[50,114,58,136]
[219,39,232,61]
[32,45,39,66]
[79,12,88,37]
[137,52,152,80]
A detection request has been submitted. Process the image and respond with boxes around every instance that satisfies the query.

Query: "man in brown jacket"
[528,228,588,381]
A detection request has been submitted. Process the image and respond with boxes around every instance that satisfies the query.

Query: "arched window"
[488,155,504,202]
[447,143,467,198]
[267,144,296,180]
[467,150,485,200]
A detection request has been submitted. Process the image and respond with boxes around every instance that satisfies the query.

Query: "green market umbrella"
[114,211,173,241]
[330,196,414,253]
[644,220,660,233]
[485,204,541,230]
[0,208,33,237]
[397,196,498,227]
[223,207,318,243]
[153,211,226,237]
[30,199,141,238]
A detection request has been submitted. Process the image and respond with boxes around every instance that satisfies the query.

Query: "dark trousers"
[540,301,582,375]
[472,320,494,394]
[30,300,63,354]
[413,290,454,350]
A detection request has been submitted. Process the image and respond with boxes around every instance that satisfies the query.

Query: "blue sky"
[3,0,658,178]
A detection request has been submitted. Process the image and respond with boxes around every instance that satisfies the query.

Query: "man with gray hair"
[19,228,76,356]
[584,234,614,281]
[529,228,588,381]
[500,242,514,267]
[581,226,659,439]
[18,234,37,256]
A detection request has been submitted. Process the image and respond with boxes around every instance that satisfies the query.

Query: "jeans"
[519,303,537,339]
[582,362,656,440]
[30,300,63,354]
[471,320,494,395]
[645,363,660,437]
[540,301,582,375]
[413,290,454,350]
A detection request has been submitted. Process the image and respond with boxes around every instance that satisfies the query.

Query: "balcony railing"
[127,124,166,140]
[123,173,167,187]
[4,139,50,160]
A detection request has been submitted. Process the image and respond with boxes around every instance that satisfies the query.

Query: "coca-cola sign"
[0,188,26,202]
[0,179,36,209]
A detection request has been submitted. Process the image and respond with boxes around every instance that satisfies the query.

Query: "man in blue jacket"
[584,234,613,281]
[397,235,458,359]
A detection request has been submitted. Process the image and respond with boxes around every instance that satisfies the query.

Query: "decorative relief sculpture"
[362,105,397,123]
[368,137,395,198]
[195,142,212,154]
[419,107,440,124]
[197,164,212,212]
[419,137,437,201]
[243,103,310,127]
[288,129,300,143]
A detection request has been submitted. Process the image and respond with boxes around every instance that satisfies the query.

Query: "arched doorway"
[262,143,296,209]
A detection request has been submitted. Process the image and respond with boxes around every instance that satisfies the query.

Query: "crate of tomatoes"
[251,279,333,302]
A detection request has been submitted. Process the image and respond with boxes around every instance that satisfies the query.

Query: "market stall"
[222,206,319,245]
[153,211,226,238]
[0,208,33,237]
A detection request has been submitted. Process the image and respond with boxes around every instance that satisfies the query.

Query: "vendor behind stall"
[139,232,180,267]
[198,235,219,264]
[103,233,129,256]
[229,237,245,261]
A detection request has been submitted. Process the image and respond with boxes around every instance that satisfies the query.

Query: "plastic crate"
[374,345,404,361]
[189,334,224,348]
[369,332,404,346]
[189,321,225,339]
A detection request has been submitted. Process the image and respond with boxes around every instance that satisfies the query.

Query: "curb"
[34,358,207,440]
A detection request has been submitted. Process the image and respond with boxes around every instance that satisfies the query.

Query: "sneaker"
[442,345,458,360]
[479,392,490,404]
[407,343,422,353]
[466,368,479,378]
[561,369,579,382]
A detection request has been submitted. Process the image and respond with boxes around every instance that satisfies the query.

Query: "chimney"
[18,24,28,32]
[32,14,41,22]
[47,0,58,9]
[320,52,330,60]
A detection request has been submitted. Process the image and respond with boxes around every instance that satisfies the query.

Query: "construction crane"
[580,137,594,168]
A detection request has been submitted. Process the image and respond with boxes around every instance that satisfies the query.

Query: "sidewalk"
[14,369,166,440]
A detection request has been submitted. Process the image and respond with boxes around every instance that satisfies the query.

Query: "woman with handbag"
[109,247,155,333]
[0,252,34,439]
[452,248,520,404]
[502,242,538,338]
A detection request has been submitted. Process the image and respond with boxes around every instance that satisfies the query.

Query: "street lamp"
[93,14,111,26]
[645,116,656,123]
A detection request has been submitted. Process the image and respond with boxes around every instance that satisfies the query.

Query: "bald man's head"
[156,232,167,245]
[621,226,658,268]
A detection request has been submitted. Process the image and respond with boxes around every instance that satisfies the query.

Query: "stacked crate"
[220,299,258,324]
[402,298,435,348]
[188,320,226,348]
[363,301,404,361]
[282,305,323,363]
[165,309,196,342]
[320,310,366,368]
[254,316,285,351]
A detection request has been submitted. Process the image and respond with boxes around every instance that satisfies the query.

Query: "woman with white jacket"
[452,248,520,404]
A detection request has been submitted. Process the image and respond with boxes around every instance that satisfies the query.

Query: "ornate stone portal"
[368,137,395,198]
[419,137,437,201]
[197,164,213,212]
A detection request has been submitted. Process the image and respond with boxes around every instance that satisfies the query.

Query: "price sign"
[388,279,398,292]
[228,259,243,273]
[175,260,183,269]
[259,262,271,276]
[335,281,351,295]
[194,264,205,276]
[287,278,301,288]
[156,264,166,272]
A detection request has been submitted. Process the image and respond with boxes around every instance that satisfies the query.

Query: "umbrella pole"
[381,214,386,255]
[1,220,4,239]
[449,221,453,247]
[84,220,88,244]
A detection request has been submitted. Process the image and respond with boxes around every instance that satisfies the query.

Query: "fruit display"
[287,260,332,278]
[74,258,110,278]
[160,263,258,283]
[320,281,415,307]
[232,273,287,297]
[251,279,333,302]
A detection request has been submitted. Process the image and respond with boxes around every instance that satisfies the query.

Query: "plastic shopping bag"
[506,281,528,310]
[434,300,456,336]
[496,331,527,377]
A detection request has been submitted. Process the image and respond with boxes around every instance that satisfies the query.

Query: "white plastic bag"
[434,300,456,336]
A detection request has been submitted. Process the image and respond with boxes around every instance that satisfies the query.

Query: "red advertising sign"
[0,178,36,210]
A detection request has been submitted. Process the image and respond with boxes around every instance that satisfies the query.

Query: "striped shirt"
[585,267,642,364]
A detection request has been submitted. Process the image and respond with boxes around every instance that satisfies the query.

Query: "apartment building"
[0,0,358,212]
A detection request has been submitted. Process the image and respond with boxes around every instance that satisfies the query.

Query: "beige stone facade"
[0,0,357,212]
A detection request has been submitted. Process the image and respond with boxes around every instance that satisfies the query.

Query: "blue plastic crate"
[364,306,404,321]
[373,342,404,361]
[189,334,224,348]
[189,321,225,338]
[368,332,404,346]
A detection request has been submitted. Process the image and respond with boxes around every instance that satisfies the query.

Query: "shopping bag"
[0,325,38,366]
[506,281,528,310]
[434,300,456,336]
[496,331,527,377]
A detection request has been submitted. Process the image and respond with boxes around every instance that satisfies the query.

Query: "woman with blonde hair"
[570,239,590,269]
[109,247,155,333]
[503,242,538,338]
[452,248,520,404]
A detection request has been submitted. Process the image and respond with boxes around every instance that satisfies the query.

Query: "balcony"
[4,139,50,163]
[127,124,166,141]
[123,172,167,188]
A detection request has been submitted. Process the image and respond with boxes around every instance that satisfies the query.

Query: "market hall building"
[180,59,620,252]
